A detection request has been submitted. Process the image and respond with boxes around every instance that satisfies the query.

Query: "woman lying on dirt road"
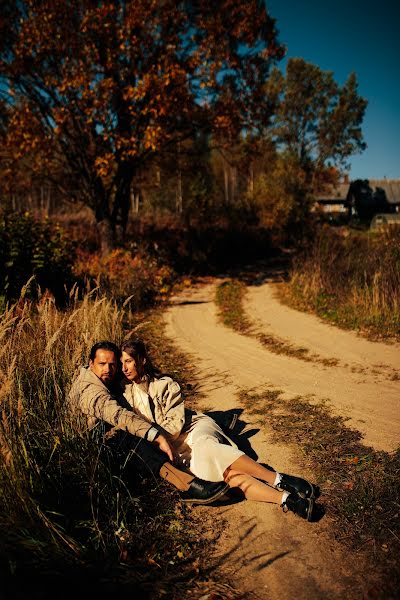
[119,338,319,521]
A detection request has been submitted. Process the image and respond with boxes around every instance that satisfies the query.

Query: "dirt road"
[163,277,400,599]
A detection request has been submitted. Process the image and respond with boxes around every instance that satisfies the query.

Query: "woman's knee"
[224,467,243,484]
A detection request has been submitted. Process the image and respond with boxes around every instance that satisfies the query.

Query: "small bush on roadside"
[0,210,75,304]
[73,248,175,307]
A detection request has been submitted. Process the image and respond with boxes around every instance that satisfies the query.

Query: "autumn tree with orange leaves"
[0,0,284,253]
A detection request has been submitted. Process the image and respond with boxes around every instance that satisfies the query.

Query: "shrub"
[72,248,175,307]
[0,210,75,304]
[245,154,314,243]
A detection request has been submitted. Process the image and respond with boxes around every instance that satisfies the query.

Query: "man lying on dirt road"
[68,340,229,504]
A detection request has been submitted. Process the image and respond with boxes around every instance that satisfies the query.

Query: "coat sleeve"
[72,376,158,441]
[152,377,185,437]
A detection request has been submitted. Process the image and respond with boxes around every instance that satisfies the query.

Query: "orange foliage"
[73,248,174,307]
[1,0,284,236]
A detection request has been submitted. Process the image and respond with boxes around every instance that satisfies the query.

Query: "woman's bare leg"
[223,461,315,520]
[224,469,284,503]
[227,455,277,485]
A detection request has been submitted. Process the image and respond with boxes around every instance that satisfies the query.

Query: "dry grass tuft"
[215,280,253,333]
[284,226,400,341]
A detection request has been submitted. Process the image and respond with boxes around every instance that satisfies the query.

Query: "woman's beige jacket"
[121,375,185,438]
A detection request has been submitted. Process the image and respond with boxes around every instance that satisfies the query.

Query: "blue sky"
[266,0,400,180]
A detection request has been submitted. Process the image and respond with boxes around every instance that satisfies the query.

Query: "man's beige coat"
[68,366,158,441]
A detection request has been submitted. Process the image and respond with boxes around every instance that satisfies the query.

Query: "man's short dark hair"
[89,341,120,362]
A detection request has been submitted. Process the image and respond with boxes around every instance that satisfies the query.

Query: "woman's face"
[121,351,141,382]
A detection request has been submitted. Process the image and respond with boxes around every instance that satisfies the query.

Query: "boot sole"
[283,497,315,521]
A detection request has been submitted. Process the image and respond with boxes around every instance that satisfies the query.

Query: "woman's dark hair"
[120,338,161,381]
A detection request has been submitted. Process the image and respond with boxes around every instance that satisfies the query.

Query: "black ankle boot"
[277,473,319,499]
[179,479,229,505]
[282,493,314,521]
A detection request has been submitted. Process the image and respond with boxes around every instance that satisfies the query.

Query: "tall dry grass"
[0,284,129,567]
[288,226,400,338]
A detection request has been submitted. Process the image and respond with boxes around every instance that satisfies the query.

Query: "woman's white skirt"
[173,413,244,482]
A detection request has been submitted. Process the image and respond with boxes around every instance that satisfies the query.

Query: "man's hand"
[153,433,174,462]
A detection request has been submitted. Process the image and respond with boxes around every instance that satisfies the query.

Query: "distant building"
[314,178,400,219]
[313,182,350,213]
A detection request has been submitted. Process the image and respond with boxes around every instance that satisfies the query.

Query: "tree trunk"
[176,141,183,213]
[111,163,134,243]
[97,218,114,256]
[249,163,254,195]
[232,166,237,203]
[131,187,139,213]
[223,158,229,205]
[176,167,183,213]
[94,178,115,255]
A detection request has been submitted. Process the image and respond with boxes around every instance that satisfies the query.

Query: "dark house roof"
[368,180,400,205]
[315,179,400,205]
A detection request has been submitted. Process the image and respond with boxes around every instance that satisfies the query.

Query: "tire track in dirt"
[163,279,399,598]
[246,282,400,384]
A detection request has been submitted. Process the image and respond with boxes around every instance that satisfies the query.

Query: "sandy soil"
[163,277,400,599]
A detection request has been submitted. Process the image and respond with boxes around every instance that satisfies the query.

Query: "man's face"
[89,349,118,385]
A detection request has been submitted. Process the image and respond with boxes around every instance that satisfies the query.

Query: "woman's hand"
[153,433,174,462]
